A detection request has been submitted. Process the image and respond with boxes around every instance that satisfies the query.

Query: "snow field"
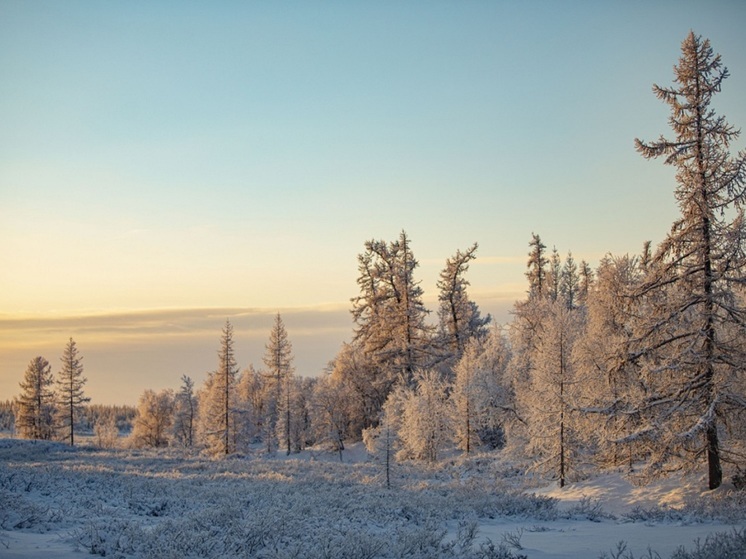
[0,440,744,559]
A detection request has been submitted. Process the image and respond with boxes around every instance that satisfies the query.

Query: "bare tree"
[57,338,89,446]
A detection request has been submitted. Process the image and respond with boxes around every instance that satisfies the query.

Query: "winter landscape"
[2,3,746,559]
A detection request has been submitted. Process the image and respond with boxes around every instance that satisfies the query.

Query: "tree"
[546,247,562,303]
[437,243,491,367]
[451,328,512,453]
[173,375,197,448]
[57,338,89,446]
[560,251,580,309]
[351,231,433,389]
[517,300,584,487]
[328,342,385,437]
[363,401,399,488]
[131,389,175,448]
[574,254,647,470]
[263,313,295,454]
[312,373,352,459]
[395,369,451,463]
[526,233,548,299]
[234,365,266,450]
[199,320,240,456]
[15,356,56,440]
[633,32,746,489]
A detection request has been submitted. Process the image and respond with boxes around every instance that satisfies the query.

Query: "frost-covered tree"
[327,342,385,437]
[351,231,433,388]
[15,356,56,440]
[511,235,553,426]
[451,328,512,453]
[516,300,584,487]
[526,233,548,299]
[263,313,296,454]
[199,320,240,456]
[578,260,594,306]
[312,373,353,458]
[575,254,647,470]
[395,369,451,463]
[633,32,746,489]
[276,376,309,454]
[131,389,174,448]
[234,365,266,450]
[173,375,197,448]
[546,247,562,303]
[57,338,89,446]
[560,251,580,310]
[94,410,119,449]
[436,243,491,367]
[363,400,400,488]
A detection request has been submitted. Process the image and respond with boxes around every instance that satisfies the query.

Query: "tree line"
[11,32,745,490]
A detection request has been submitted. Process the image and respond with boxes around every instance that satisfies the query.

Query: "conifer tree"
[519,300,583,487]
[633,32,746,489]
[15,356,56,440]
[526,233,547,299]
[575,254,647,470]
[57,338,89,446]
[451,330,511,453]
[560,251,580,309]
[173,375,197,447]
[351,230,433,389]
[199,321,239,456]
[263,313,295,454]
[392,369,450,463]
[437,243,491,365]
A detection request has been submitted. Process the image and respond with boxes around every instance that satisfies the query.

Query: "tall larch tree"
[510,234,551,422]
[200,320,240,456]
[15,356,56,440]
[520,300,584,487]
[263,313,295,454]
[526,233,548,299]
[57,338,89,446]
[351,230,433,390]
[633,32,746,489]
[437,243,491,368]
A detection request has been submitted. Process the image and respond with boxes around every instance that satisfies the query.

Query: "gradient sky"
[1,2,745,405]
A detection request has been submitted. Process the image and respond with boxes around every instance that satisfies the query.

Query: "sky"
[1,1,745,405]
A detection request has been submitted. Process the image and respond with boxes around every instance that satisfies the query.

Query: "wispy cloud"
[0,305,353,405]
[0,305,351,347]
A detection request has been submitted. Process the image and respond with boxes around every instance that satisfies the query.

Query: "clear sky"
[1,1,745,405]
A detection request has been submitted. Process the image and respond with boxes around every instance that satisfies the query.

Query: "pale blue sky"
[1,2,744,403]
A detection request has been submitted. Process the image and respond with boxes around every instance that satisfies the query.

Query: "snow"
[0,439,743,559]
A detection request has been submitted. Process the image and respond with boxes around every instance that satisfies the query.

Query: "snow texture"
[1,439,744,558]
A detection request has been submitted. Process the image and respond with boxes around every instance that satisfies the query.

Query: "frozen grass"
[0,440,541,558]
[0,440,744,559]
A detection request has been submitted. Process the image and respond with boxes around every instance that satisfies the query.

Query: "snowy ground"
[0,439,744,558]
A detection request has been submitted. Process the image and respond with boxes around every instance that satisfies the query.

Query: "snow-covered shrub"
[669,528,746,559]
[565,496,615,522]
